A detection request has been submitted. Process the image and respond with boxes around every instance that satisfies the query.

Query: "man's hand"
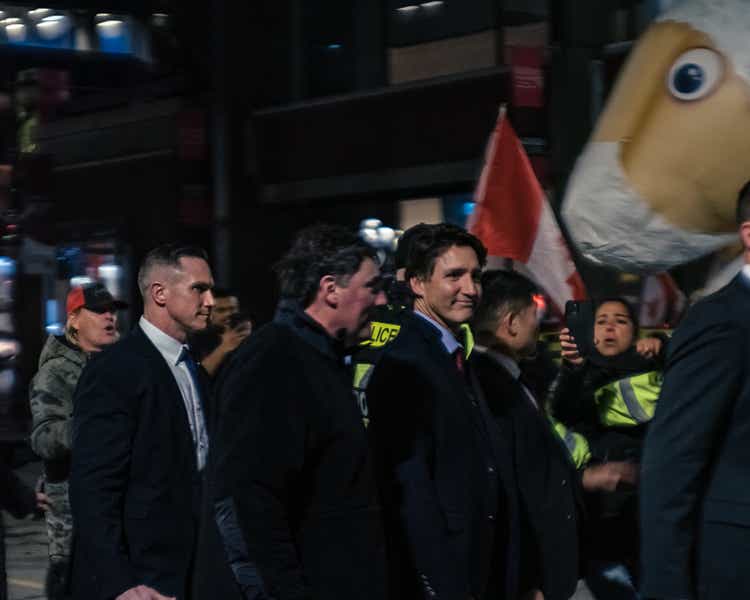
[636,336,663,359]
[582,461,639,492]
[219,322,252,354]
[559,328,585,366]
[35,492,51,512]
[115,585,175,600]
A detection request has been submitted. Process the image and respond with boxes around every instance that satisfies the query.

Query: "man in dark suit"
[367,223,521,600]
[70,244,215,600]
[470,270,583,600]
[202,224,389,600]
[640,183,750,600]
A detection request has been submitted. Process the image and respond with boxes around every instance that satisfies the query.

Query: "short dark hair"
[275,223,378,308]
[472,270,538,345]
[736,181,750,225]
[404,223,487,281]
[394,223,432,270]
[138,243,209,297]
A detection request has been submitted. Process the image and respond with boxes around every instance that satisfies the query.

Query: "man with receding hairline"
[70,244,215,600]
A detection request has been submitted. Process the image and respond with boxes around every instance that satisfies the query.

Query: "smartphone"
[564,300,594,358]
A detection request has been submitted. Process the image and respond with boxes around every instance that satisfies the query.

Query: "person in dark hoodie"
[29,282,126,599]
[550,297,666,600]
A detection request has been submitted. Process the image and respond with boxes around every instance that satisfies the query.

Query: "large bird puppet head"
[562,0,750,272]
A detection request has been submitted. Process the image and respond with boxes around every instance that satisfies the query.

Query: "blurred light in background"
[151,12,169,27]
[360,218,382,230]
[5,22,25,42]
[98,263,123,299]
[0,338,19,358]
[37,14,71,45]
[359,219,402,252]
[0,369,15,394]
[27,7,52,20]
[45,298,62,335]
[0,257,16,277]
[69,276,93,287]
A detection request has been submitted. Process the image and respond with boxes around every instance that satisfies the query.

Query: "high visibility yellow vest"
[594,371,662,427]
[551,419,592,469]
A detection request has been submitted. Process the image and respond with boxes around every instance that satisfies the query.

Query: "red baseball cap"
[66,282,128,315]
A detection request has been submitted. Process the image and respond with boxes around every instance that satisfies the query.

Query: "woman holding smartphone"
[551,297,667,600]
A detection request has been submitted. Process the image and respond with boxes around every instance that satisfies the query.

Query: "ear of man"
[150,281,168,307]
[504,311,518,339]
[320,275,339,308]
[740,221,750,252]
[409,275,426,298]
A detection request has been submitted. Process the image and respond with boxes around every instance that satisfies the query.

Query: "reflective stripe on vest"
[551,419,592,469]
[594,370,662,427]
[353,362,375,392]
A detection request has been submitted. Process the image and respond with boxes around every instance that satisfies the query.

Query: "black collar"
[274,301,347,363]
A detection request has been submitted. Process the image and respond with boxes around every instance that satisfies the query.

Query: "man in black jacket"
[70,244,215,600]
[471,270,583,600]
[640,184,750,600]
[205,224,388,600]
[367,224,521,600]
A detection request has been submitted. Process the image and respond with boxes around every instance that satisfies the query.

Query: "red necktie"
[454,348,465,374]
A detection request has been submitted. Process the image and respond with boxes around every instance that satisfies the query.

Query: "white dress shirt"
[139,316,209,471]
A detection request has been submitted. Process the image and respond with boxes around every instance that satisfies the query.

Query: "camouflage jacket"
[29,335,86,472]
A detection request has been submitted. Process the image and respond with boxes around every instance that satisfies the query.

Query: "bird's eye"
[666,48,723,101]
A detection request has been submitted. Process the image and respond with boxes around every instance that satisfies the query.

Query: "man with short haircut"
[471,270,583,600]
[190,288,252,378]
[205,224,388,600]
[70,244,215,600]
[367,223,521,600]
[640,183,750,599]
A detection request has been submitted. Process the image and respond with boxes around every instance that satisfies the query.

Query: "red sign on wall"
[510,46,544,108]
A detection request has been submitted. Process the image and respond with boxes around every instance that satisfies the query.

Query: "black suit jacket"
[641,274,750,600]
[368,312,521,600]
[70,324,208,600]
[472,350,583,600]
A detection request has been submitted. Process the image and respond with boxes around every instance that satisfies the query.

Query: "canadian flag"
[639,272,686,327]
[468,106,586,315]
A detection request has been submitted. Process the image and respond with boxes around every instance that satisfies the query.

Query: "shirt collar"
[139,316,186,366]
[475,344,521,379]
[414,310,462,355]
[742,264,750,284]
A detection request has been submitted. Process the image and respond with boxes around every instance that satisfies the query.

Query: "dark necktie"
[178,346,209,470]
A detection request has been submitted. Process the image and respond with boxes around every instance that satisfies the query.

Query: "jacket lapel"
[133,325,197,471]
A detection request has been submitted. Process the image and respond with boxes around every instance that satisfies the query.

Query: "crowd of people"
[9,183,750,600]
